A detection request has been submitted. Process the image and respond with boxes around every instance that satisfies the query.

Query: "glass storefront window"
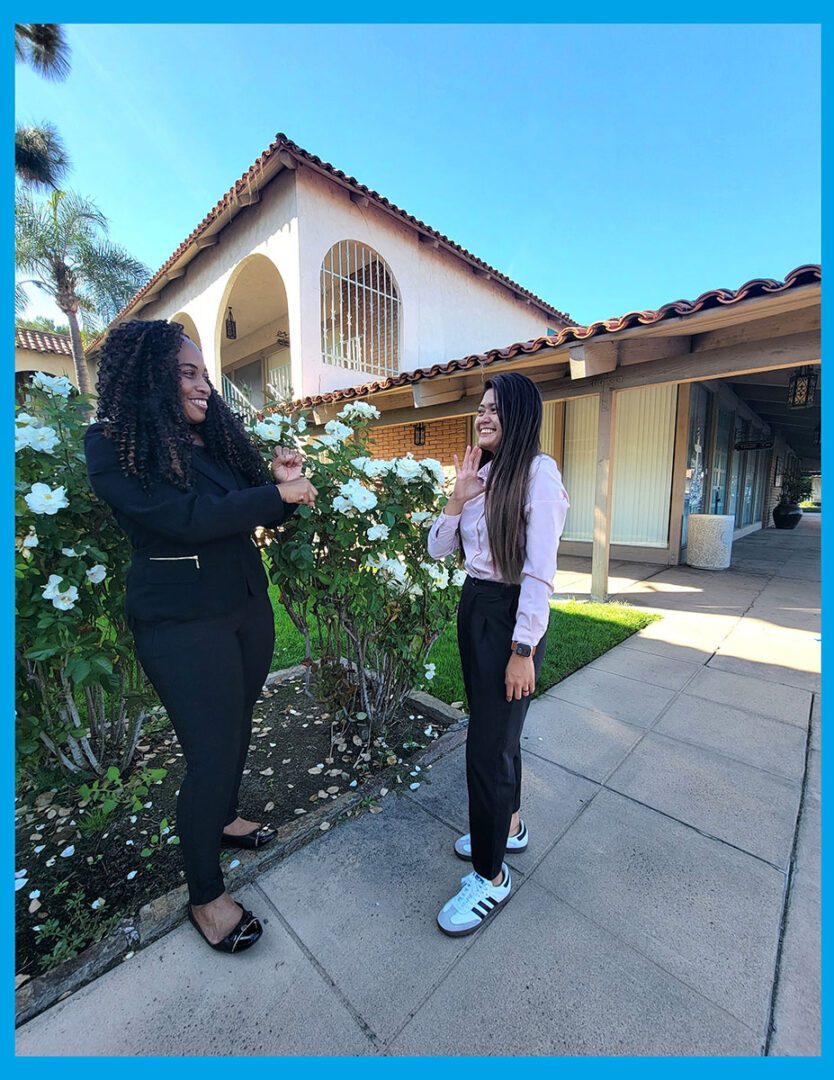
[710,408,733,513]
[681,385,712,548]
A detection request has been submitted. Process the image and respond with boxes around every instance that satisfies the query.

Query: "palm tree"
[15,122,71,189]
[15,24,71,80]
[15,189,149,398]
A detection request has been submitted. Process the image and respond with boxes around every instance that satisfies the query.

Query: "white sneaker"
[454,820,529,861]
[437,864,512,936]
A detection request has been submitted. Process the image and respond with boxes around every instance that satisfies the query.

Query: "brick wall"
[369,417,470,466]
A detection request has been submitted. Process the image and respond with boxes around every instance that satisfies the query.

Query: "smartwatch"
[510,640,536,658]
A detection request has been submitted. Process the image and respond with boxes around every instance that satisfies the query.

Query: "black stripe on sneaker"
[471,905,487,919]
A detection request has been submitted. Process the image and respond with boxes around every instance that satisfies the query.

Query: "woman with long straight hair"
[85,319,317,953]
[428,371,569,935]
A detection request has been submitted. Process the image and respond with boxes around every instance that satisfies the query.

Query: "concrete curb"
[15,669,466,1028]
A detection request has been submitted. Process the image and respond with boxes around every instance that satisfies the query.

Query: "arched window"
[320,241,400,377]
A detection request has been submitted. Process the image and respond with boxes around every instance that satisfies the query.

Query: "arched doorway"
[170,312,202,354]
[216,255,290,419]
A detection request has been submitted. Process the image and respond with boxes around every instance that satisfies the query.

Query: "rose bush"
[251,399,462,744]
[15,376,154,778]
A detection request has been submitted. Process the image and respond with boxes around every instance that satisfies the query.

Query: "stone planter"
[686,513,735,569]
[773,499,803,530]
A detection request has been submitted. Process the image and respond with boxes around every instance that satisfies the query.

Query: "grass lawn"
[267,585,658,706]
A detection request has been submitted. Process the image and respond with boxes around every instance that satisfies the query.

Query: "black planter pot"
[772,500,803,530]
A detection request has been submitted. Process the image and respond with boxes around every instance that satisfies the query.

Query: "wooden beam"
[350,192,370,207]
[419,234,440,248]
[411,381,465,408]
[277,151,297,169]
[166,267,186,281]
[539,331,820,404]
[194,235,219,250]
[618,335,692,366]
[591,388,616,601]
[473,267,492,280]
[237,191,260,206]
[569,340,619,380]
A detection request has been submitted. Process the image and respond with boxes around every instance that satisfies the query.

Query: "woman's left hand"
[271,446,306,483]
[505,653,536,702]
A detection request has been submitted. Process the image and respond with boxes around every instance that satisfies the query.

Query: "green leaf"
[140,848,152,858]
[106,766,120,782]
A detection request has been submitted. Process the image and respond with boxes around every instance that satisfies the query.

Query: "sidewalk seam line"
[251,882,382,1051]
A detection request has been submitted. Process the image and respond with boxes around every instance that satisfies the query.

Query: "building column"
[591,387,616,601]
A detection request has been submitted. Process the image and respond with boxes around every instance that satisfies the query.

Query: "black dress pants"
[131,591,275,905]
[458,576,547,881]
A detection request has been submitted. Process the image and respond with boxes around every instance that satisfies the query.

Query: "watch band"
[510,640,536,657]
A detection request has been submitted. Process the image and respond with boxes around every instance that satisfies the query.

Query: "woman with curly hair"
[428,372,569,936]
[85,319,317,953]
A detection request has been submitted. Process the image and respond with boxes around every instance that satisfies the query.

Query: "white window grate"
[320,240,400,377]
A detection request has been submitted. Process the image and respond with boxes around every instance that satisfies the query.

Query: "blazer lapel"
[191,452,238,492]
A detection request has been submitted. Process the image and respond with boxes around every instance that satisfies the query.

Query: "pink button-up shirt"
[427,454,570,646]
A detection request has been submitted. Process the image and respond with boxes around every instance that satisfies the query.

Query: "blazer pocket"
[145,555,200,584]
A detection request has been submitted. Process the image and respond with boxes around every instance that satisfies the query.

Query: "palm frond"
[15,122,71,189]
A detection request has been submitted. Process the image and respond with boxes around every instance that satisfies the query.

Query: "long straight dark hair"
[482,372,543,583]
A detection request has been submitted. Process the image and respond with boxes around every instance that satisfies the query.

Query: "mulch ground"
[14,675,447,985]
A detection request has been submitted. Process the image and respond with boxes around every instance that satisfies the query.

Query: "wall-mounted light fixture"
[787,366,818,409]
[413,422,426,447]
[225,307,237,340]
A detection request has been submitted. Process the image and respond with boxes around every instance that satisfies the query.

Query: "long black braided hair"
[94,318,269,491]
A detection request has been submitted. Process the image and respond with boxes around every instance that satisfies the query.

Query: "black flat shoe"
[221,824,277,850]
[188,901,263,953]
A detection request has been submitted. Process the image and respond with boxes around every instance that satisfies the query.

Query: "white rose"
[332,495,355,517]
[32,372,72,398]
[22,529,39,549]
[86,565,107,584]
[366,524,390,542]
[25,483,69,516]
[51,586,79,611]
[253,417,287,442]
[338,400,381,423]
[339,478,378,513]
[42,574,65,600]
[411,511,433,526]
[424,662,437,681]
[295,415,307,434]
[61,548,79,558]
[15,425,35,452]
[393,455,423,483]
[452,569,467,587]
[419,458,446,486]
[27,426,60,454]
[324,420,353,443]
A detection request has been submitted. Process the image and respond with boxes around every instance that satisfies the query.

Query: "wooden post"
[591,388,616,601]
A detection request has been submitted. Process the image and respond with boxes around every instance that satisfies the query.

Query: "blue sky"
[15,22,820,329]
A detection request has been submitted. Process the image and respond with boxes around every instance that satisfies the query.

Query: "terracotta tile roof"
[296,264,821,409]
[100,133,575,337]
[15,327,73,356]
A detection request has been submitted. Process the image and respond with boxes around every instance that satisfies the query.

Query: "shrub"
[251,401,461,745]
[15,375,155,779]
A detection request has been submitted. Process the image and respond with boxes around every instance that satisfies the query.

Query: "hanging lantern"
[787,366,818,409]
[225,307,237,340]
[413,422,426,447]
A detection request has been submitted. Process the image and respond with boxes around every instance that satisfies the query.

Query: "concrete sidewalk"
[16,518,821,1056]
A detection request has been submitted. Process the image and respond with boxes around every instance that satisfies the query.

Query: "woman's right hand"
[277,478,318,507]
[449,446,485,508]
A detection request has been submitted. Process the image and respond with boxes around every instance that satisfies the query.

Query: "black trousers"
[458,576,547,880]
[131,591,275,905]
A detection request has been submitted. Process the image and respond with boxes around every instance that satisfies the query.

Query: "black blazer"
[84,423,294,622]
